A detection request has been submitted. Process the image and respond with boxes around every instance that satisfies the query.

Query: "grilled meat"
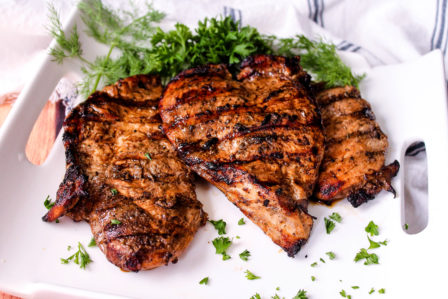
[314,85,399,207]
[159,55,324,256]
[43,75,207,271]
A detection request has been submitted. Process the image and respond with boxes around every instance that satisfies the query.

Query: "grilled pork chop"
[314,85,399,207]
[159,55,324,256]
[43,75,207,271]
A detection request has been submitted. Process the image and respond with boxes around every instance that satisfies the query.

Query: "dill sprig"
[48,0,364,98]
[47,3,83,64]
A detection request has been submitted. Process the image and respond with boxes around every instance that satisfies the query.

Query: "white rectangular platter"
[1,3,448,299]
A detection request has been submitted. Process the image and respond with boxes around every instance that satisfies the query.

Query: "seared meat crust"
[43,75,206,271]
[160,55,324,256]
[314,85,399,207]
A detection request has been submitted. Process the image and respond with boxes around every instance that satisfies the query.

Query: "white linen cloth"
[0,0,431,221]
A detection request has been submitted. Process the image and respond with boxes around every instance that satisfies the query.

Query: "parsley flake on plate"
[292,289,308,299]
[354,248,379,265]
[44,195,55,210]
[212,236,232,260]
[326,251,336,260]
[239,249,251,261]
[199,277,209,285]
[368,236,388,249]
[324,217,335,234]
[209,219,226,235]
[365,221,379,236]
[60,242,92,269]
[238,218,246,225]
[250,293,261,299]
[245,269,261,280]
[329,212,342,223]
[379,288,385,294]
[88,237,96,247]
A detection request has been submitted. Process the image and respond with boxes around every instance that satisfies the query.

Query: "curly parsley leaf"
[365,221,379,236]
[209,219,227,235]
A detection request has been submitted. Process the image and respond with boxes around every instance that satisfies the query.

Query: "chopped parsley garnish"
[365,221,379,236]
[209,219,226,235]
[276,287,280,291]
[367,236,388,249]
[351,286,359,289]
[340,290,347,297]
[378,288,385,294]
[311,276,316,281]
[238,218,246,225]
[329,212,342,223]
[44,195,55,210]
[144,152,152,160]
[199,277,209,285]
[354,248,379,265]
[271,294,283,299]
[239,249,251,261]
[250,293,261,299]
[236,236,240,239]
[369,288,375,294]
[326,251,336,260]
[67,245,72,251]
[88,237,96,247]
[111,219,121,225]
[311,262,318,267]
[404,223,409,230]
[324,217,335,234]
[245,269,261,280]
[320,258,326,263]
[111,188,118,196]
[60,242,92,269]
[212,236,232,260]
[292,289,308,299]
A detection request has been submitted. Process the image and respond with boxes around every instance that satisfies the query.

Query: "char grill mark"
[43,75,206,271]
[160,55,324,256]
[314,85,399,206]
